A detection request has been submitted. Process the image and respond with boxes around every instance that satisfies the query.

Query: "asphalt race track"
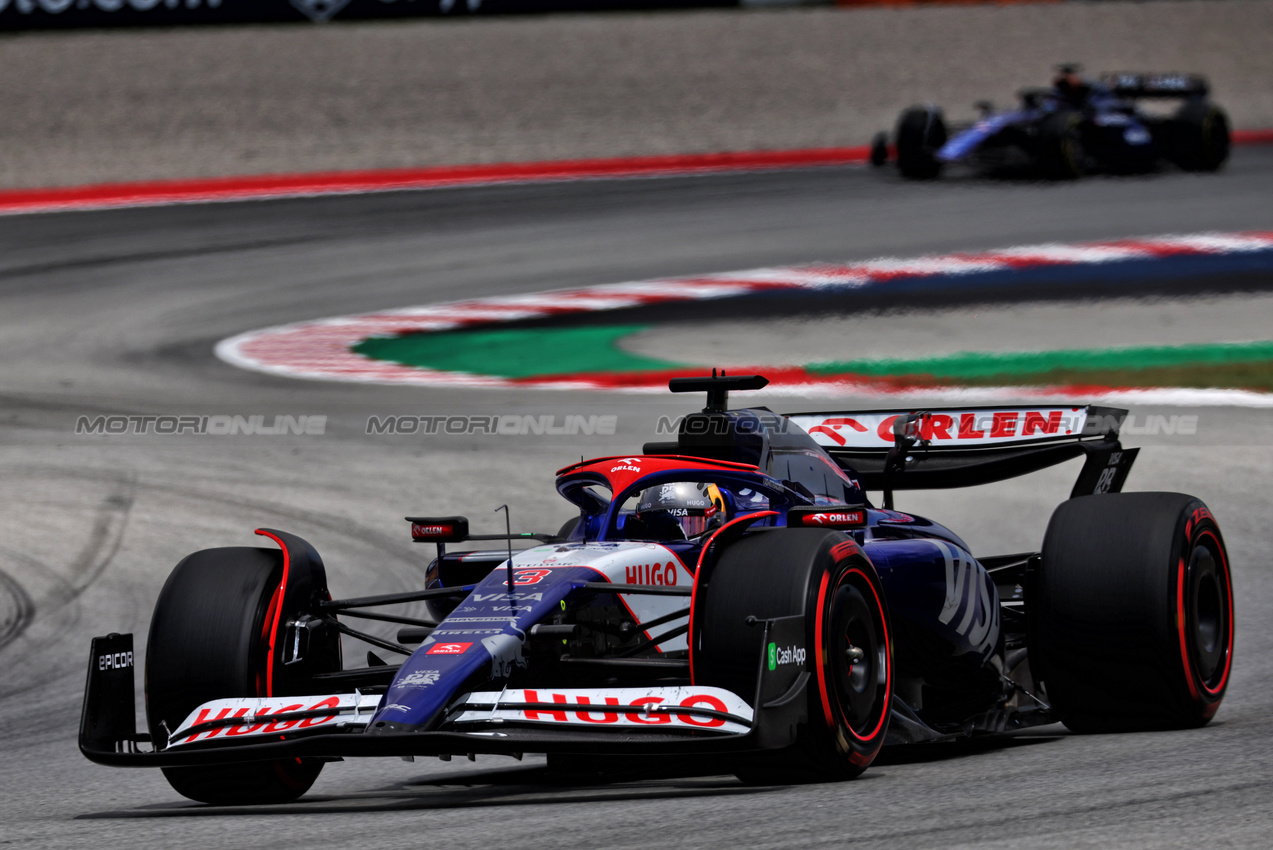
[2,151,1273,848]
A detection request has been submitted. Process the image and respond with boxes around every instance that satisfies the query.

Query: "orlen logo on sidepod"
[797,510,864,528]
[788,506,866,529]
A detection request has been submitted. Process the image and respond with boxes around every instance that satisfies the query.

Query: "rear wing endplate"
[785,405,1137,498]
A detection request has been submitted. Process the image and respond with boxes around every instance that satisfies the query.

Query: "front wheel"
[693,530,891,780]
[146,545,339,804]
[895,106,946,180]
[1029,492,1234,732]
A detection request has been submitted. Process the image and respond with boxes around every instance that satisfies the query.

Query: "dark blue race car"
[80,374,1235,803]
[872,66,1231,179]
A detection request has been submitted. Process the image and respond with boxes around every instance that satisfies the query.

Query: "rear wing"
[1099,72,1209,99]
[785,405,1137,500]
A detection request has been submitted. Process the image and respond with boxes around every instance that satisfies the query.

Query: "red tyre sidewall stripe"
[257,583,282,698]
[1197,529,1234,699]
[839,566,891,744]
[255,530,292,699]
[1206,529,1235,697]
[814,568,835,728]
[1175,555,1199,704]
[1176,526,1235,715]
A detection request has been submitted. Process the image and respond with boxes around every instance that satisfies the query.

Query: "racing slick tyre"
[895,107,946,180]
[1038,110,1085,179]
[1171,101,1231,172]
[694,530,891,781]
[1029,493,1234,732]
[145,546,339,805]
[869,131,890,167]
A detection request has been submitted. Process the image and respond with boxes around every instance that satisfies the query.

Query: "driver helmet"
[635,481,728,540]
[1053,68,1091,106]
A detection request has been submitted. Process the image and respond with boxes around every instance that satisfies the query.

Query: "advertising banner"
[0,0,740,30]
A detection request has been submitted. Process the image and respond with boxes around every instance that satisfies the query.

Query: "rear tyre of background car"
[1029,492,1233,732]
[869,131,890,167]
[895,107,946,179]
[694,529,891,781]
[1170,100,1231,172]
[1038,110,1085,179]
[146,546,339,805]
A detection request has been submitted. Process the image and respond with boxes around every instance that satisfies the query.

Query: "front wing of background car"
[80,617,811,768]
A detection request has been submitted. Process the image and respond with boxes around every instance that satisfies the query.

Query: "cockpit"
[617,480,773,542]
[556,464,787,544]
[554,377,869,544]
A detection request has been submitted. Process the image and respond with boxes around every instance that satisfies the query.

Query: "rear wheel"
[895,107,946,180]
[869,131,890,167]
[1029,493,1234,732]
[146,546,338,804]
[694,530,891,780]
[1171,100,1231,172]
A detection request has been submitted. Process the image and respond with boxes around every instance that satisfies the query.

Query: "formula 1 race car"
[80,374,1234,804]
[871,66,1231,179]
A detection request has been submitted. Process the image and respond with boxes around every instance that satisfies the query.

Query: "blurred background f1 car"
[873,65,1231,180]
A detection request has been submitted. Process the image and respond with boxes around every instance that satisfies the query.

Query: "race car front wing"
[80,616,812,768]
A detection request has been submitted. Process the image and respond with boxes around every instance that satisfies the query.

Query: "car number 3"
[504,569,552,586]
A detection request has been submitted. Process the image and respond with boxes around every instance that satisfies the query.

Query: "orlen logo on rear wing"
[788,407,1095,450]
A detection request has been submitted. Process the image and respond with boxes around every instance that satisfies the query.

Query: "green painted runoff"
[352,324,679,379]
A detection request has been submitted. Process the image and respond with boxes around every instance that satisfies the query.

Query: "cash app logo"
[767,642,777,671]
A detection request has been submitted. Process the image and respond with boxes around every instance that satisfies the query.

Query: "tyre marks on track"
[57,477,136,612]
[0,461,435,705]
[0,560,35,652]
[0,469,136,704]
[0,470,135,638]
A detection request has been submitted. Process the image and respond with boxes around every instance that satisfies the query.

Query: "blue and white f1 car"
[80,374,1234,803]
[872,66,1231,179]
